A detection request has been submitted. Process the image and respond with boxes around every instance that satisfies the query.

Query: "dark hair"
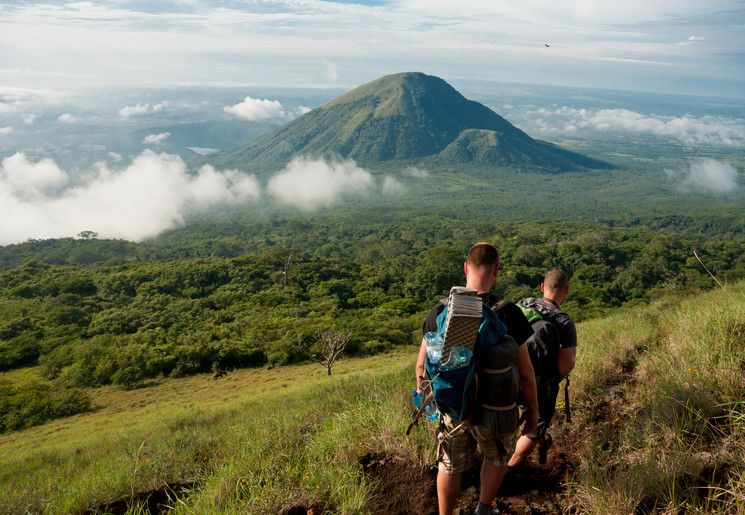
[544,269,569,291]
[467,242,499,273]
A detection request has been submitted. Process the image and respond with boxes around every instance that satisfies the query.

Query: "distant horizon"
[4,71,745,103]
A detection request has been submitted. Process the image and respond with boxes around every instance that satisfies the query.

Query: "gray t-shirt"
[535,298,577,349]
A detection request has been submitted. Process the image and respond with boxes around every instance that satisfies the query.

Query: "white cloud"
[382,176,406,194]
[224,96,289,121]
[0,153,68,200]
[108,152,122,162]
[23,113,37,124]
[119,103,151,118]
[665,158,739,194]
[119,101,168,118]
[0,87,68,112]
[58,113,75,123]
[0,151,260,244]
[508,106,745,147]
[404,166,430,178]
[679,35,705,45]
[143,132,170,145]
[323,60,339,81]
[267,156,374,209]
[0,126,13,134]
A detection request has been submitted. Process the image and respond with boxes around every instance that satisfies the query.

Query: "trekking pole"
[564,377,571,423]
[406,391,435,436]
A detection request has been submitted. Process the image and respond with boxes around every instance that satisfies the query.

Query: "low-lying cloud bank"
[504,106,745,147]
[665,158,740,195]
[0,152,404,245]
[0,151,260,245]
[267,156,374,209]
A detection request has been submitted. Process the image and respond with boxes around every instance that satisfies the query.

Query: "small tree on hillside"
[77,230,98,240]
[298,328,352,376]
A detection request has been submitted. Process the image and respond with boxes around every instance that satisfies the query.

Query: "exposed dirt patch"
[82,482,194,514]
[497,422,577,515]
[362,411,579,514]
[361,453,439,514]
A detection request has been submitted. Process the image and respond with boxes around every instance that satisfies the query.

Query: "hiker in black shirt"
[415,242,538,515]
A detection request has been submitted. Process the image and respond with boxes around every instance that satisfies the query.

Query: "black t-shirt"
[422,292,534,346]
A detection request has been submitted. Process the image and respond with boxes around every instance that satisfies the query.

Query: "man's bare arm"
[557,347,576,377]
[415,337,429,394]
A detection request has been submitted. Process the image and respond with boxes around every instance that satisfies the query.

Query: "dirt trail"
[363,410,578,515]
[361,355,642,515]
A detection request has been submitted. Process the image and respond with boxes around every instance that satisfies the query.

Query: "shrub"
[0,381,92,433]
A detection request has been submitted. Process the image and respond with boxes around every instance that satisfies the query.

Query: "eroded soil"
[83,482,194,514]
[362,410,578,515]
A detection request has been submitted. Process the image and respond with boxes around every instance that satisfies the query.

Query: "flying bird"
[545,43,550,47]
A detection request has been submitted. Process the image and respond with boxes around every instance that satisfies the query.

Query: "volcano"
[203,72,610,173]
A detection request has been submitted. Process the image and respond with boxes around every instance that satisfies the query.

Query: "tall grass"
[569,283,745,514]
[0,347,434,514]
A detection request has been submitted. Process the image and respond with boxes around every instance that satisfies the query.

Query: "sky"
[1,0,744,98]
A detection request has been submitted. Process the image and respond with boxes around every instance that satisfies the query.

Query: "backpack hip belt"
[481,366,511,374]
[481,401,517,411]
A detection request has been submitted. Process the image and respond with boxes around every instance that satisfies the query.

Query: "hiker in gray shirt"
[508,269,577,469]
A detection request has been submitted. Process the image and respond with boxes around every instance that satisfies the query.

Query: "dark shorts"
[523,378,561,441]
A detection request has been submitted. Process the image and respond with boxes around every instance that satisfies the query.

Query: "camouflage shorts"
[436,414,519,475]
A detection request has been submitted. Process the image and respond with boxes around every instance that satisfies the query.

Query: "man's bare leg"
[437,471,462,515]
[479,461,507,507]
[507,435,540,467]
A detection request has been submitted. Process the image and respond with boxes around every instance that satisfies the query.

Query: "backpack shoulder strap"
[518,297,563,321]
[479,300,508,343]
[490,299,507,312]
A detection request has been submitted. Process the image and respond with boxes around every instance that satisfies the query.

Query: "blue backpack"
[424,299,508,422]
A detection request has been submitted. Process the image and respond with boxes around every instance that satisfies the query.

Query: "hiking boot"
[473,508,502,515]
[537,433,552,464]
[504,464,525,483]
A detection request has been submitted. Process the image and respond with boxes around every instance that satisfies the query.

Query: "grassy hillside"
[2,282,743,514]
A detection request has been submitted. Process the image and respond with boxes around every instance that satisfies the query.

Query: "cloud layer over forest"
[503,106,745,147]
[0,152,399,245]
[0,151,260,244]
[666,158,740,194]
